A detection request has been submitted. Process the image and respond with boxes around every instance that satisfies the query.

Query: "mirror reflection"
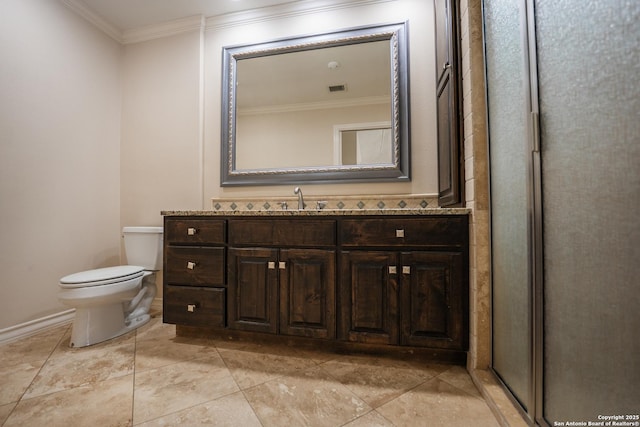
[235,41,391,170]
[221,23,410,185]
[334,122,392,166]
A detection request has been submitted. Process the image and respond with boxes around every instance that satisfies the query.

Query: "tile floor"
[0,311,499,427]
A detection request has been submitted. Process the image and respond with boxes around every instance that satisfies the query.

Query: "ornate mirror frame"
[221,22,410,186]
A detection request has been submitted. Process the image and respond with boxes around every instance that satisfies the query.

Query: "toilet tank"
[122,227,163,270]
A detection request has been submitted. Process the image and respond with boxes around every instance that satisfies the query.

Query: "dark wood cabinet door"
[279,249,335,339]
[339,251,399,345]
[399,251,468,349]
[435,0,463,207]
[227,248,278,333]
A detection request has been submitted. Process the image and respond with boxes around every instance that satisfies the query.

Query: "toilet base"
[69,303,151,348]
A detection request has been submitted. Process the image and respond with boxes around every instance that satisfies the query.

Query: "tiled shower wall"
[460,0,491,370]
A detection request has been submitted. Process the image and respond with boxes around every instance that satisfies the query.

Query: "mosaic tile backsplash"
[211,194,439,212]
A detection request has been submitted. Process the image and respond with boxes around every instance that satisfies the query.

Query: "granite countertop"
[161,208,470,217]
[162,194,470,216]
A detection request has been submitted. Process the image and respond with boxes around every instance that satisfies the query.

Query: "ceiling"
[237,40,390,109]
[79,0,305,31]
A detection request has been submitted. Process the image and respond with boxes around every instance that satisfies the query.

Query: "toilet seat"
[60,265,145,289]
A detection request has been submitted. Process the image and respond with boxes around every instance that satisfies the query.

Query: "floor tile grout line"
[132,326,139,426]
[17,332,138,403]
[192,340,269,425]
[434,366,488,401]
[314,355,451,411]
[1,323,71,427]
[214,343,399,426]
[311,359,419,427]
[18,324,71,402]
[236,363,365,427]
[337,408,397,427]
[2,317,498,427]
[132,337,261,426]
[214,344,267,427]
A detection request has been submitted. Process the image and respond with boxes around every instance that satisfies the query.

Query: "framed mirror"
[221,22,410,186]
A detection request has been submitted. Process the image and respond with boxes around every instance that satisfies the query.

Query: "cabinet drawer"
[165,218,225,245]
[165,247,225,286]
[340,216,468,248]
[163,286,225,327]
[228,219,336,247]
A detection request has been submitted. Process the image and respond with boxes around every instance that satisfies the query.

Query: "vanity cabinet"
[338,216,468,350]
[227,219,336,339]
[163,213,468,356]
[163,218,227,328]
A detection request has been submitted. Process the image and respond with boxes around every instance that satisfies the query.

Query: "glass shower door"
[484,0,533,412]
[535,0,640,423]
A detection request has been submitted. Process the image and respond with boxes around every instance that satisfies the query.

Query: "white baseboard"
[0,309,75,345]
[0,299,164,345]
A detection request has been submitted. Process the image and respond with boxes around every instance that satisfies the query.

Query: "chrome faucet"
[293,186,305,210]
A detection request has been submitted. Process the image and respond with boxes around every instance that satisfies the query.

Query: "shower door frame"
[483,0,544,424]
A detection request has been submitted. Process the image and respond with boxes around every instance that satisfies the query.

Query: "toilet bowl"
[59,227,163,348]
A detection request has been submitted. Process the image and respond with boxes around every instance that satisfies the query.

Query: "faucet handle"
[278,201,288,210]
[316,201,328,210]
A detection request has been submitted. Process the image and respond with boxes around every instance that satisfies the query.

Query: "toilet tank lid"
[122,226,163,234]
[60,265,145,285]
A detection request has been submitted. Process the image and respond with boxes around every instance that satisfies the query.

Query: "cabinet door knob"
[402,266,411,274]
[396,229,405,238]
[268,261,276,269]
[187,304,197,312]
[279,261,286,270]
[388,266,397,274]
[187,261,196,270]
[187,227,197,235]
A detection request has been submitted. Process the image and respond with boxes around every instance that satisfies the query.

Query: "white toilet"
[59,226,163,348]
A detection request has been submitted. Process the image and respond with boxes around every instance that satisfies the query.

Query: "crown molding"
[63,0,395,45]
[61,0,123,43]
[122,15,205,45]
[206,0,396,31]
[238,95,390,116]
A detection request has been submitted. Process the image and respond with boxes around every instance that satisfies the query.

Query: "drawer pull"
[388,266,397,274]
[187,261,197,270]
[396,229,405,238]
[279,261,286,270]
[268,262,276,269]
[187,227,198,235]
[187,304,197,312]
[402,266,411,274]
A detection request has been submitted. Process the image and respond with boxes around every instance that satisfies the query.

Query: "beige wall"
[120,31,204,226]
[118,0,439,219]
[237,103,389,169]
[0,0,439,332]
[0,0,122,329]
[204,0,438,200]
